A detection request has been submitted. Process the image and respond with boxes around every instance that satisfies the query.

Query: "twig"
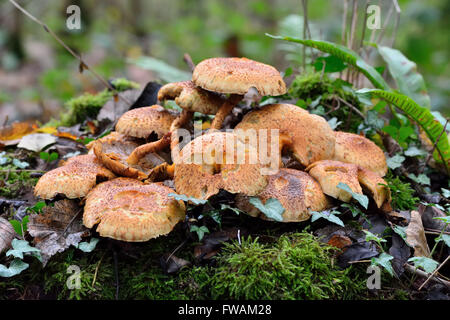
[341,0,349,46]
[376,1,394,45]
[165,239,188,263]
[335,96,365,119]
[418,255,450,291]
[56,208,82,241]
[0,169,46,173]
[301,0,307,70]
[92,252,106,288]
[425,228,450,236]
[183,53,195,73]
[8,0,131,105]
[390,0,401,47]
[113,249,119,300]
[404,263,450,288]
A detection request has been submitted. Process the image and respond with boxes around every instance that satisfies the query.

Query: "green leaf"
[433,216,450,224]
[129,56,191,83]
[408,256,439,274]
[9,216,29,237]
[404,146,427,157]
[392,225,409,245]
[357,89,450,168]
[327,117,342,130]
[311,210,344,227]
[76,238,99,253]
[0,259,29,278]
[363,230,387,244]
[220,204,242,215]
[386,154,405,170]
[39,151,49,161]
[168,193,208,205]
[435,234,450,248]
[377,46,431,109]
[267,34,390,90]
[313,55,347,73]
[407,173,430,186]
[337,182,369,209]
[441,188,450,198]
[12,159,29,168]
[6,239,41,262]
[249,197,285,222]
[27,201,46,214]
[371,253,395,276]
[190,225,209,241]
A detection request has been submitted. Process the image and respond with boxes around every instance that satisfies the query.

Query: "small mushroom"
[115,105,178,139]
[174,131,268,200]
[236,168,330,222]
[192,57,287,130]
[235,103,336,167]
[92,132,168,180]
[34,154,116,199]
[333,131,388,177]
[83,178,186,242]
[306,160,391,209]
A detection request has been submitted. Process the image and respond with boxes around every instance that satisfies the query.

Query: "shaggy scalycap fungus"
[235,103,336,167]
[306,160,391,209]
[157,81,225,115]
[115,105,177,139]
[83,178,186,242]
[34,154,116,199]
[174,131,268,200]
[236,168,329,222]
[333,131,388,177]
[193,57,286,96]
[92,132,166,180]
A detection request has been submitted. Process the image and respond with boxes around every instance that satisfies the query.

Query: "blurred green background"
[0,0,448,123]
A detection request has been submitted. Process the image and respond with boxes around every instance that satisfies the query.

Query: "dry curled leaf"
[27,199,89,265]
[0,122,36,146]
[0,217,16,253]
[405,210,430,257]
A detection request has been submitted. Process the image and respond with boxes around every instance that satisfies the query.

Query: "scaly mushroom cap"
[333,131,388,177]
[34,154,116,199]
[306,160,362,202]
[157,81,225,115]
[306,160,391,209]
[192,57,287,96]
[235,103,336,167]
[115,105,178,139]
[83,178,186,242]
[236,168,329,222]
[357,166,391,209]
[92,132,167,180]
[174,131,268,199]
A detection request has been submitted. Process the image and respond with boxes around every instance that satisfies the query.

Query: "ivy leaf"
[76,238,99,253]
[12,158,29,168]
[190,225,209,241]
[327,117,342,130]
[404,146,427,157]
[441,188,450,198]
[363,230,387,244]
[407,173,431,186]
[433,216,450,224]
[392,225,410,245]
[337,182,369,209]
[168,193,208,205]
[311,210,344,227]
[249,197,285,222]
[220,204,242,215]
[408,256,439,274]
[27,201,46,214]
[0,259,29,278]
[386,154,405,170]
[9,216,29,237]
[371,253,395,276]
[435,234,450,248]
[6,239,41,262]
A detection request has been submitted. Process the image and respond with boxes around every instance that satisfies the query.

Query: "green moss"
[384,172,420,211]
[191,232,367,300]
[0,162,37,199]
[288,72,364,132]
[44,78,139,127]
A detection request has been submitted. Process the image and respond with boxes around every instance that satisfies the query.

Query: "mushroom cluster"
[34,56,392,242]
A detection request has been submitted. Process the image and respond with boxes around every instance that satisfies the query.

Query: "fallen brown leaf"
[405,210,431,257]
[28,199,89,265]
[0,217,16,253]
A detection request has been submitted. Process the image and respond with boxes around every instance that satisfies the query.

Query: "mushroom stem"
[127,133,171,165]
[170,110,194,164]
[126,110,193,165]
[210,94,243,130]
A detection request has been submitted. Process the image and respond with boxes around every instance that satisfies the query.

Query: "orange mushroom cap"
[34,154,116,199]
[83,178,186,242]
